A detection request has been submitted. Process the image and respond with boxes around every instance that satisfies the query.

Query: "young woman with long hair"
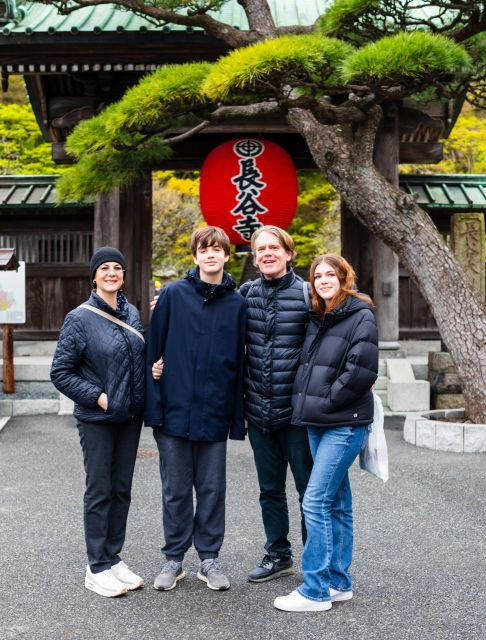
[274,254,378,612]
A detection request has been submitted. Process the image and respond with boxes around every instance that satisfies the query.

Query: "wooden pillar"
[2,325,14,393]
[341,203,374,297]
[371,104,400,348]
[341,104,400,347]
[94,173,152,325]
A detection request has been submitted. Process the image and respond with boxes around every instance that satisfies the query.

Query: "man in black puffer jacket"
[240,226,313,583]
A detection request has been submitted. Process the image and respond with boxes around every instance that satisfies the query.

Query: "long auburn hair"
[310,254,373,317]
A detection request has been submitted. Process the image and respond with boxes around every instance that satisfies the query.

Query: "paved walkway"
[1,415,485,640]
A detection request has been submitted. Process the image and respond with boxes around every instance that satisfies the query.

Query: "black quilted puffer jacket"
[292,295,378,428]
[51,291,145,424]
[240,269,310,432]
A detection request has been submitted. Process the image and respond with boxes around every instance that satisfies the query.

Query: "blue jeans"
[298,425,369,602]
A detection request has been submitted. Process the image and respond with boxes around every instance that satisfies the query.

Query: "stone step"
[0,397,60,417]
[378,360,386,376]
[0,381,58,398]
[408,356,428,381]
[386,358,430,412]
[375,375,388,391]
[375,389,388,405]
[0,356,52,381]
[0,341,57,358]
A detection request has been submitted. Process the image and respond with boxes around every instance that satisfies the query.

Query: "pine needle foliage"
[341,32,471,85]
[318,0,380,38]
[203,35,354,100]
[57,63,212,200]
[66,62,212,159]
[56,137,172,201]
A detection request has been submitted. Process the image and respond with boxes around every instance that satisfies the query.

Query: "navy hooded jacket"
[292,295,378,428]
[50,291,145,424]
[144,268,247,441]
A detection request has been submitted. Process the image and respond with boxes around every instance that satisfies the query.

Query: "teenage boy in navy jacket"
[145,226,246,592]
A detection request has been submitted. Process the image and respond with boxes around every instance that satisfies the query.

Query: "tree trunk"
[288,106,486,423]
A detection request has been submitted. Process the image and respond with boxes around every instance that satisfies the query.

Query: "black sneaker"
[248,554,295,583]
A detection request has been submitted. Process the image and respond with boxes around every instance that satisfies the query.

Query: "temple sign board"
[0,261,26,324]
[0,250,24,394]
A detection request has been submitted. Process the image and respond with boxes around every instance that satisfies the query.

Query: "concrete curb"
[404,409,486,453]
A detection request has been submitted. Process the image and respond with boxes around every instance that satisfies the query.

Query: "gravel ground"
[0,415,485,640]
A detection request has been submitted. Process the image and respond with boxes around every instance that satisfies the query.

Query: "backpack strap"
[78,304,145,343]
[302,281,312,310]
[242,280,257,299]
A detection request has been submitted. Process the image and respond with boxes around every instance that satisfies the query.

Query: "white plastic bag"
[359,392,389,482]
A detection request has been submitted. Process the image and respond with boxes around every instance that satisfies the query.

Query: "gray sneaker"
[153,560,186,591]
[197,559,230,591]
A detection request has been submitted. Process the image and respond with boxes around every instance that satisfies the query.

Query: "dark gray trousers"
[77,417,142,573]
[153,429,227,562]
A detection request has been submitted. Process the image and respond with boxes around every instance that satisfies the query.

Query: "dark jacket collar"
[88,290,129,320]
[185,267,236,301]
[261,268,295,290]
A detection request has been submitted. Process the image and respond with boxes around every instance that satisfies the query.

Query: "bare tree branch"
[210,101,281,119]
[42,0,253,47]
[165,119,211,145]
[276,24,317,35]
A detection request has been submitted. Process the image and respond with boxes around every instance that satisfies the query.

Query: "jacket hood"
[308,295,373,355]
[185,267,236,300]
[310,294,372,327]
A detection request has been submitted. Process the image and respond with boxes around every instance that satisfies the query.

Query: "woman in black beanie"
[51,247,145,597]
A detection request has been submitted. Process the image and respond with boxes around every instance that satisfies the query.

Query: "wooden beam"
[52,138,444,168]
[399,142,443,164]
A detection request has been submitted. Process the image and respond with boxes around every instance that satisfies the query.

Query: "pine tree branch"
[42,0,253,47]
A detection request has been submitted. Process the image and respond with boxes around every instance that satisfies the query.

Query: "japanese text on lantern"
[231,140,267,241]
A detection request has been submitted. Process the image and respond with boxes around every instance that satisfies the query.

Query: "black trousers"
[153,429,227,563]
[77,417,142,573]
[248,423,313,559]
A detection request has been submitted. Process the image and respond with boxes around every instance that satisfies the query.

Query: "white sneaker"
[274,589,332,612]
[85,566,128,597]
[111,561,144,590]
[330,587,353,602]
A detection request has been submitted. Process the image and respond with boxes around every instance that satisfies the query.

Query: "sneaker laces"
[260,554,276,569]
[201,558,221,575]
[162,560,181,573]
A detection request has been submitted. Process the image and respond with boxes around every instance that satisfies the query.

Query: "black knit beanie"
[89,247,127,285]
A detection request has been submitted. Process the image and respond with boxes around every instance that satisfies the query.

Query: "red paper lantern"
[199,138,298,244]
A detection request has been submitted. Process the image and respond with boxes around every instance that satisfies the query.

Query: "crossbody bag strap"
[78,304,145,343]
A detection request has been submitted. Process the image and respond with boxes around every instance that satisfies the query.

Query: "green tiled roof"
[1,0,329,36]
[399,175,486,211]
[1,174,484,211]
[0,175,91,207]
